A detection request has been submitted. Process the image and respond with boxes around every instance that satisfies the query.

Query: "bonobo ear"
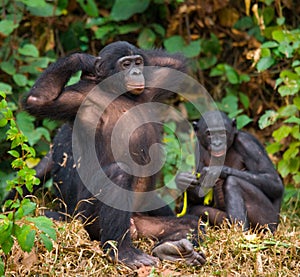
[95,57,104,78]
[192,121,198,131]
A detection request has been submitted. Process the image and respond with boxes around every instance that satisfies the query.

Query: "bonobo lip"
[127,85,145,95]
[211,150,226,157]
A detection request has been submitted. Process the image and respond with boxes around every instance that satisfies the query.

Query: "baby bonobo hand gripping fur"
[22,41,206,268]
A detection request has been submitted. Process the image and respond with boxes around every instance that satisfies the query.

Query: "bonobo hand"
[175,172,200,191]
[77,53,98,80]
[200,166,223,188]
[175,172,205,198]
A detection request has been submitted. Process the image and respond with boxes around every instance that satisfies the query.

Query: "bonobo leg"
[189,205,227,226]
[225,176,279,232]
[82,163,159,269]
[131,215,206,266]
[224,176,280,232]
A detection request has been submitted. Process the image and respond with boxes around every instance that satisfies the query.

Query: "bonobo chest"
[97,95,161,166]
[224,147,244,170]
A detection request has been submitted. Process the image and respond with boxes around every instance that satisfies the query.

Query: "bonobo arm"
[222,132,284,200]
[24,53,97,120]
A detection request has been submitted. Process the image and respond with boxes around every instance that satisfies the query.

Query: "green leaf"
[278,104,298,117]
[266,142,282,154]
[15,224,36,252]
[239,92,250,109]
[256,56,275,71]
[278,84,299,96]
[39,233,53,251]
[260,41,279,48]
[236,115,252,129]
[258,110,278,129]
[118,23,141,35]
[278,159,289,178]
[18,44,39,57]
[0,19,19,36]
[0,82,12,93]
[110,0,150,21]
[272,125,292,141]
[164,36,201,58]
[77,0,98,17]
[8,150,20,158]
[138,28,156,49]
[27,216,57,240]
[20,199,37,216]
[13,74,27,86]
[0,61,16,75]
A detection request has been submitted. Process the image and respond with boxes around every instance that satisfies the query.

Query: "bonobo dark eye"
[135,59,143,66]
[122,60,131,68]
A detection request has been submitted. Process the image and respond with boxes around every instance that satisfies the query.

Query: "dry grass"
[3,208,300,277]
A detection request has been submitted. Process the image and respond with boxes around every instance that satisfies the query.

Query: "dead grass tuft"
[2,211,299,276]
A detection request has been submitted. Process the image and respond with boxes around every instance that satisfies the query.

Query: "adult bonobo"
[176,111,284,233]
[22,41,206,268]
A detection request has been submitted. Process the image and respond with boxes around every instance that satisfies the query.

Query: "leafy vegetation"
[0,0,299,275]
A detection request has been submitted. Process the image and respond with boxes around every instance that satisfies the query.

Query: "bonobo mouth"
[211,150,226,157]
[127,84,145,95]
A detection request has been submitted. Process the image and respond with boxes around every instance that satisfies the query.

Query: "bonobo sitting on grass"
[176,111,284,233]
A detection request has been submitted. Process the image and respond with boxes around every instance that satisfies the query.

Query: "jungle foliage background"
[0,0,299,276]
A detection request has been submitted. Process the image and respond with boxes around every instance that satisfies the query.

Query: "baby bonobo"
[176,111,284,232]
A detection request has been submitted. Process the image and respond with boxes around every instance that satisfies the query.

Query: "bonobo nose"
[132,69,142,75]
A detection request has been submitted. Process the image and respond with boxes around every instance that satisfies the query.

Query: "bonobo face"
[196,111,236,158]
[118,55,145,95]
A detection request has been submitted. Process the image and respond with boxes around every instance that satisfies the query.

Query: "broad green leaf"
[236,115,252,129]
[0,61,16,75]
[258,110,278,129]
[199,56,217,70]
[39,233,53,251]
[18,44,39,57]
[284,116,300,125]
[94,24,115,40]
[0,82,12,93]
[110,0,150,21]
[118,23,141,35]
[18,0,46,7]
[272,30,286,43]
[0,236,14,254]
[164,36,184,53]
[278,84,299,96]
[77,0,98,17]
[138,28,156,50]
[7,150,20,158]
[256,56,275,71]
[266,142,282,154]
[28,216,57,240]
[272,125,292,141]
[278,104,298,117]
[13,74,27,86]
[0,19,19,36]
[260,41,279,48]
[239,92,250,109]
[278,159,289,178]
[15,224,36,252]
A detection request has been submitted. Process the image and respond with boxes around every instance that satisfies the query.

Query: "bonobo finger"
[176,172,199,190]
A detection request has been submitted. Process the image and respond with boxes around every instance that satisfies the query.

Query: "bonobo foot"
[152,238,206,266]
[111,246,160,269]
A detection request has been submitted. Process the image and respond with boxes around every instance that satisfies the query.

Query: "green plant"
[257,29,300,187]
[0,93,56,275]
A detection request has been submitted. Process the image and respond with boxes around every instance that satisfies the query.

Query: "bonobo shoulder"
[234,130,271,163]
